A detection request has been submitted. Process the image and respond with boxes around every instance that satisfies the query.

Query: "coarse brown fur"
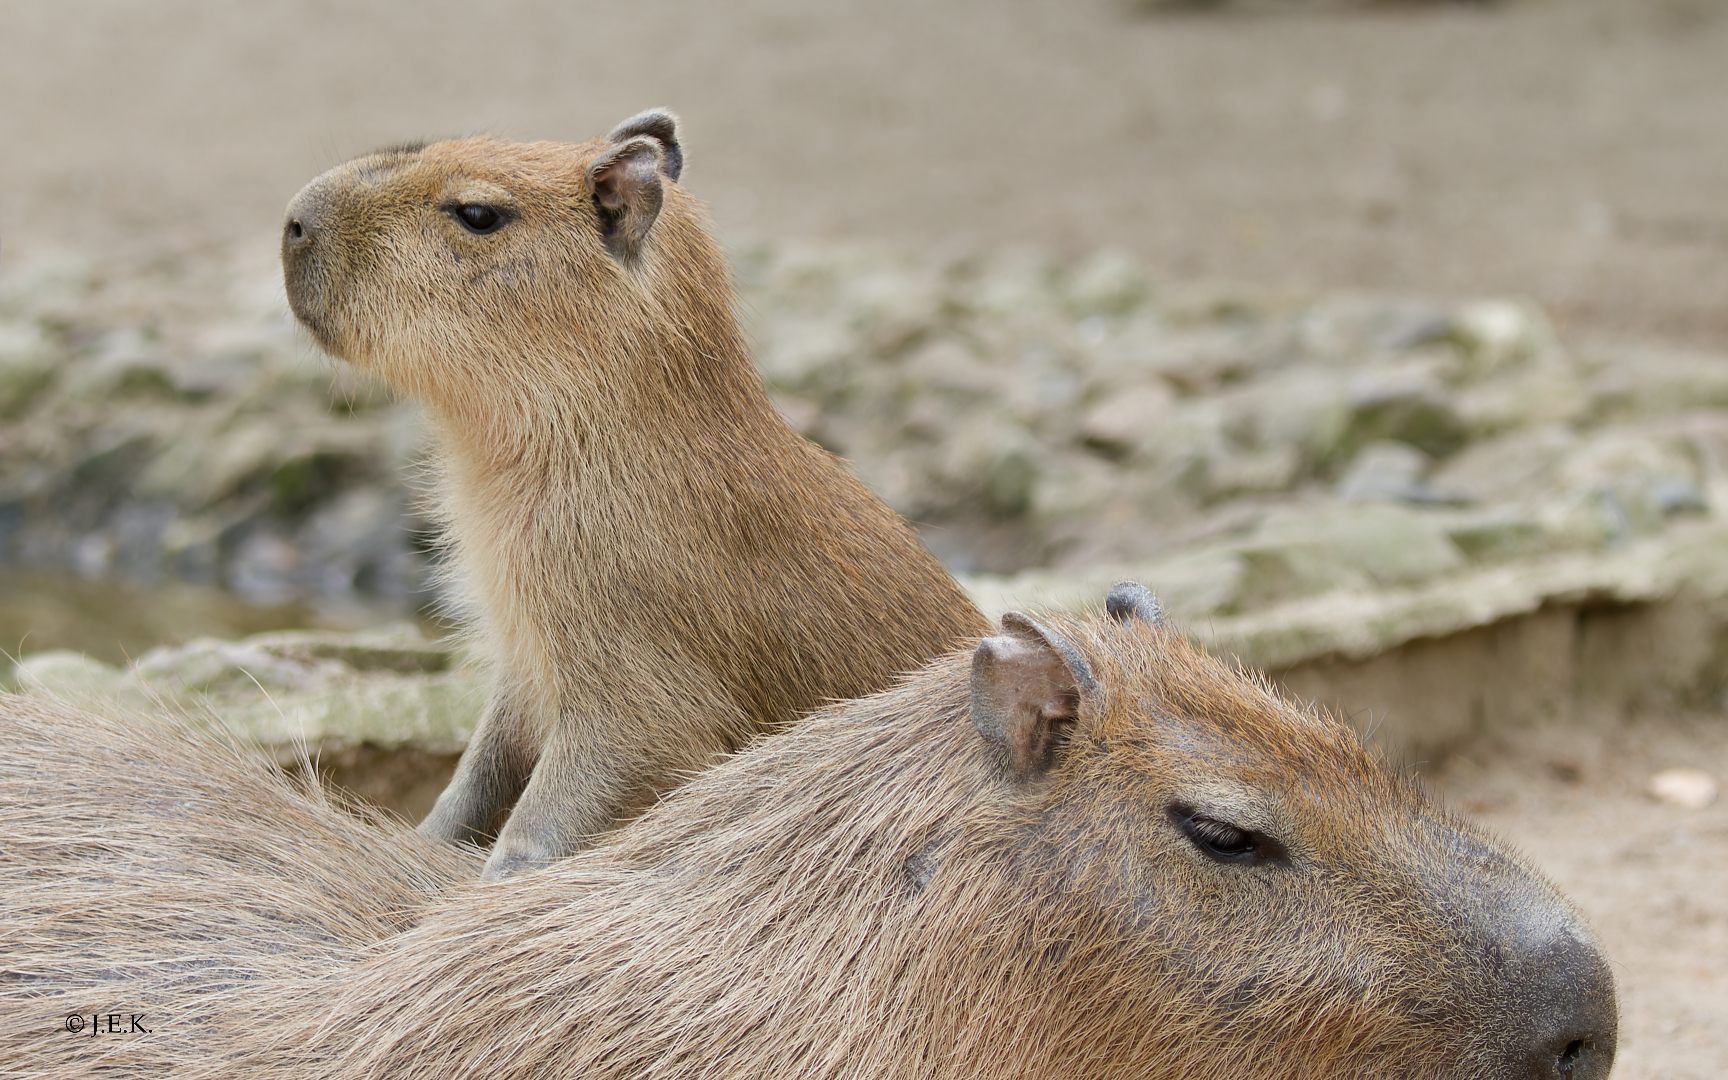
[280,111,988,877]
[0,693,479,1079]
[0,598,1616,1079]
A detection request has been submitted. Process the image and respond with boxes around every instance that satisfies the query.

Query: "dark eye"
[453,203,505,234]
[1171,806,1288,866]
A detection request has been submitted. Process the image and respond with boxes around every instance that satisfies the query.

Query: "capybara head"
[281,110,729,407]
[949,584,1618,1077]
[225,584,1614,1080]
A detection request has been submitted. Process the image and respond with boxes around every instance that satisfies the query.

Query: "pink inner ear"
[591,156,639,209]
[589,140,661,209]
[593,170,628,210]
[1002,692,1078,779]
[1041,694,1079,724]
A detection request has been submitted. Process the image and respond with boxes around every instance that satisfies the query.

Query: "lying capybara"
[281,110,988,877]
[1,584,1615,1079]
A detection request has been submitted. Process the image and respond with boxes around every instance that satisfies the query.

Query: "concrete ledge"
[965,520,1728,758]
[1276,595,1728,760]
[11,625,483,821]
[18,526,1728,815]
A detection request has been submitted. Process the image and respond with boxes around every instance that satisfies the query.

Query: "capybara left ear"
[585,135,666,263]
[969,612,1098,781]
[606,108,682,182]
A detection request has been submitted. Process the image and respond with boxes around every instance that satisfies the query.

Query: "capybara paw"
[480,847,552,881]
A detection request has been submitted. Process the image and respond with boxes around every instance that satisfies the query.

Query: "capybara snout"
[1447,862,1618,1079]
[282,139,541,370]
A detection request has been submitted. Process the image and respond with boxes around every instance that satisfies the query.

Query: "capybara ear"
[585,135,666,263]
[606,108,683,182]
[970,612,1099,780]
[1105,581,1163,627]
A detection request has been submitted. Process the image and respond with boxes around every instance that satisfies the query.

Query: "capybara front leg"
[417,690,539,846]
[478,717,650,879]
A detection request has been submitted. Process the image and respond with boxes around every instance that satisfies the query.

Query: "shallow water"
[0,569,430,670]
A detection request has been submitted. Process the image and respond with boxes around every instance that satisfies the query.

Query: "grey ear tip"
[611,107,681,135]
[607,108,684,182]
[1105,581,1163,627]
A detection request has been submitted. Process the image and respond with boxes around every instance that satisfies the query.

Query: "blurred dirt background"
[2,0,1725,1075]
[6,0,1728,347]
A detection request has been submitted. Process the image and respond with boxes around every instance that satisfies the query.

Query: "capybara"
[1,584,1616,1079]
[280,109,988,877]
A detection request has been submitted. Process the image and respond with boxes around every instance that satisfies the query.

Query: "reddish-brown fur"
[0,595,1616,1079]
[280,111,988,877]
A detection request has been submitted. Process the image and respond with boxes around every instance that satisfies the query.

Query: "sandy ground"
[1437,716,1727,1078]
[5,0,1728,347]
[4,0,1727,1073]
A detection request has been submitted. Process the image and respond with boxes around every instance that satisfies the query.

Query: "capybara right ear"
[585,136,666,263]
[969,613,1098,781]
[606,108,682,182]
[1105,581,1163,627]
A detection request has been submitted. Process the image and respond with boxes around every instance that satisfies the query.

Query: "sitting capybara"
[0,585,1615,1079]
[280,109,988,877]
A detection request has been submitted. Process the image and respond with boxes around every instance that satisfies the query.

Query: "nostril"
[1555,1038,1591,1075]
[1535,1030,1612,1079]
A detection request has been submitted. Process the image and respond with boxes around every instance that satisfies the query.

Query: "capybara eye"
[1171,807,1288,866]
[454,203,505,234]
